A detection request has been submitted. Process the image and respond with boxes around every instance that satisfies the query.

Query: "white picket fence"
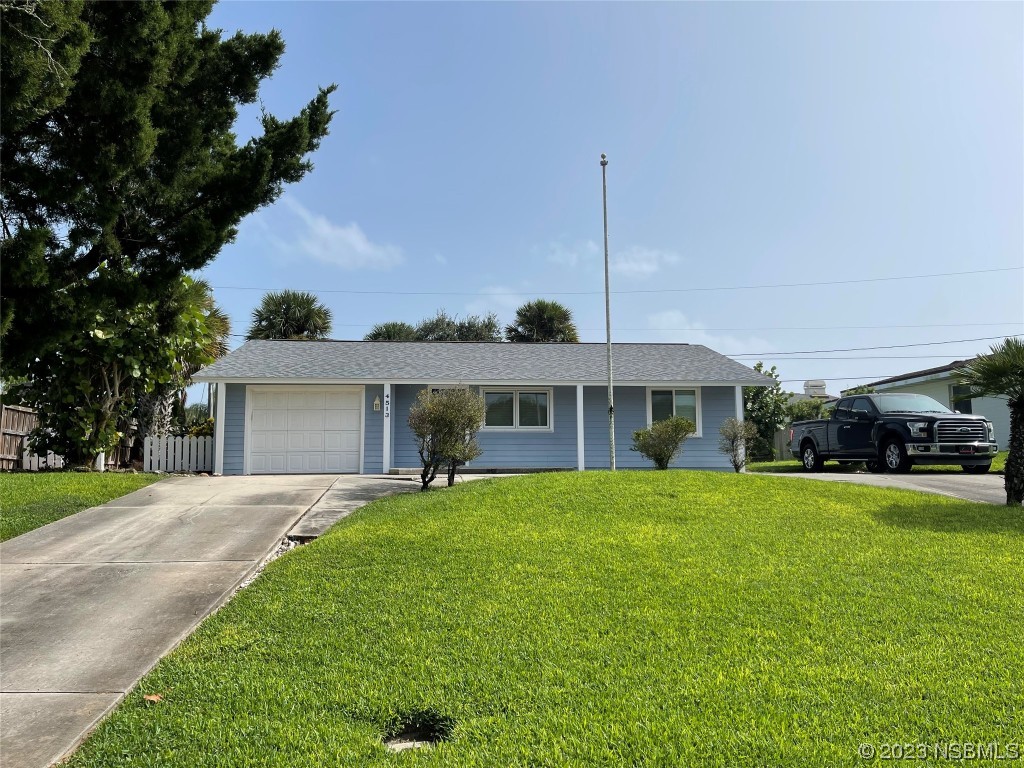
[143,435,214,473]
[21,451,65,471]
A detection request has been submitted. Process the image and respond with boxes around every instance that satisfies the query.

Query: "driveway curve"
[0,474,397,768]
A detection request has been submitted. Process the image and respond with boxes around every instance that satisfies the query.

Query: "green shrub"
[631,416,695,470]
[718,417,758,473]
[408,388,486,489]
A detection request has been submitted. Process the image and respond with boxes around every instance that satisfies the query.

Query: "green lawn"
[70,472,1022,767]
[751,450,1008,475]
[0,472,159,541]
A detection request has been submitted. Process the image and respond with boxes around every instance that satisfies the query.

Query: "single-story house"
[849,360,1011,448]
[193,340,771,475]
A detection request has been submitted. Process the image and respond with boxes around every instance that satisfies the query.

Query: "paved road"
[0,474,348,768]
[765,470,1007,505]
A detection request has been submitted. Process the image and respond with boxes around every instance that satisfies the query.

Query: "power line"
[726,335,1014,357]
[211,265,1021,298]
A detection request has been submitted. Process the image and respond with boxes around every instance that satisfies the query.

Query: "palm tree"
[956,337,1024,506]
[505,299,580,343]
[246,290,332,340]
[364,321,417,341]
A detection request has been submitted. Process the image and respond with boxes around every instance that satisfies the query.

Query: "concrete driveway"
[0,474,347,768]
[767,471,1007,505]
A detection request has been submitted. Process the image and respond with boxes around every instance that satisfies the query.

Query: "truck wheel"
[962,463,991,474]
[882,439,912,474]
[801,442,824,472]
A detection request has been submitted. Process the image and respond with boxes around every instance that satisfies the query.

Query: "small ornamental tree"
[408,388,486,490]
[631,416,695,470]
[718,417,758,473]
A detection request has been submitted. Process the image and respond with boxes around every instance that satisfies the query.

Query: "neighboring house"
[848,360,1011,448]
[193,340,771,475]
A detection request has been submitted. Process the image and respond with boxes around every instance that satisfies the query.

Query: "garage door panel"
[290,391,326,409]
[252,411,288,431]
[286,432,325,451]
[252,431,287,451]
[325,410,360,430]
[288,410,326,431]
[325,391,360,409]
[324,431,359,452]
[325,452,359,472]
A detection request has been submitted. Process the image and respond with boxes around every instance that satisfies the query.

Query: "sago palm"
[246,290,332,340]
[955,337,1024,506]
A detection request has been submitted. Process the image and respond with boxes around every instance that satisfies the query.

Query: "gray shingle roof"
[194,340,772,385]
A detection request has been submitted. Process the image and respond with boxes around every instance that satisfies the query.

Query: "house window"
[648,388,701,436]
[950,384,973,414]
[483,389,551,430]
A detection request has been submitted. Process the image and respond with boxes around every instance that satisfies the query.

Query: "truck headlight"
[908,421,929,439]
[987,422,996,441]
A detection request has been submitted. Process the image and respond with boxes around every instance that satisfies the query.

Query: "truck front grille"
[935,420,986,442]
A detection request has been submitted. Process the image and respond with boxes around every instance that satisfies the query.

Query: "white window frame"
[645,386,702,438]
[481,387,554,432]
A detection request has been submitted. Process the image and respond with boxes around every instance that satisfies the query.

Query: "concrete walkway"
[0,474,340,768]
[764,471,1007,505]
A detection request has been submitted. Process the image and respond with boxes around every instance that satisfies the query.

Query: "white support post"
[735,385,746,473]
[382,383,392,474]
[576,384,585,471]
[214,381,226,476]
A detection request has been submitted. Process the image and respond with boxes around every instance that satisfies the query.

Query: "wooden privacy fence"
[1,404,45,470]
[143,435,213,473]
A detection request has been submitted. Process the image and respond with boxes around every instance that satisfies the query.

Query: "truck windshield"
[876,394,952,414]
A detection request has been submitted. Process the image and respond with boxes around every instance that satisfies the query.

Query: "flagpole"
[601,153,616,471]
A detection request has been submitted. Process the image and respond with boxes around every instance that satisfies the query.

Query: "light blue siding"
[223,382,738,474]
[474,386,577,468]
[363,384,384,474]
[393,384,424,469]
[222,383,246,475]
[584,385,736,470]
[393,385,579,469]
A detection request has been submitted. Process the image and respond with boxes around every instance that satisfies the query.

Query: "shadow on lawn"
[874,500,1023,535]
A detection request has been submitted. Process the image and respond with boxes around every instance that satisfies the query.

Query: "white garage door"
[249,388,362,474]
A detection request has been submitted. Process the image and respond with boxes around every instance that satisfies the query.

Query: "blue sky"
[199,0,1023,396]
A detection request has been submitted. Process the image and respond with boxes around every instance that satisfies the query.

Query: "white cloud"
[544,240,681,278]
[611,246,680,278]
[281,197,403,270]
[545,240,600,267]
[645,310,774,358]
[465,285,527,318]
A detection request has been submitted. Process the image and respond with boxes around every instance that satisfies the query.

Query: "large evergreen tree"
[0,0,336,368]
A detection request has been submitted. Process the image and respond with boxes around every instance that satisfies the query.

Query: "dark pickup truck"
[790,392,998,474]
